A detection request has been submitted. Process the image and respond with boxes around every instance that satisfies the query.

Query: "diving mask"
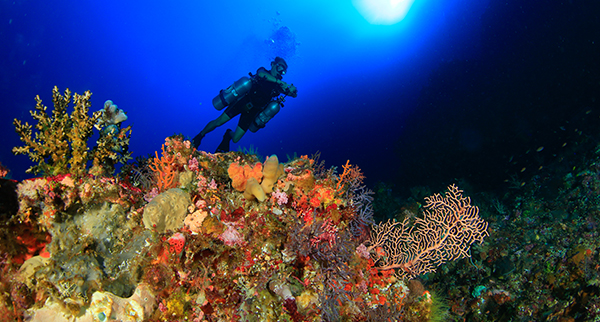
[276,64,287,75]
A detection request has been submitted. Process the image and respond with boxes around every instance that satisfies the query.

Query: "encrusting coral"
[13,86,131,177]
[142,188,191,232]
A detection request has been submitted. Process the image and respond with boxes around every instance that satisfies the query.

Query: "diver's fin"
[215,129,232,153]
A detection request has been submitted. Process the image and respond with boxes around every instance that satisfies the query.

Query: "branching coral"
[149,144,178,192]
[89,99,132,175]
[0,162,9,178]
[12,86,132,177]
[335,159,365,196]
[13,87,100,176]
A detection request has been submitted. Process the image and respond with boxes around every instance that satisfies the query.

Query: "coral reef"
[3,134,488,321]
[12,86,131,177]
[4,88,600,321]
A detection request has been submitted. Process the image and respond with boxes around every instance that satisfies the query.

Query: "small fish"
[536,146,544,152]
[520,167,526,172]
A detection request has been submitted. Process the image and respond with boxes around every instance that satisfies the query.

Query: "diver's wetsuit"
[223,67,285,132]
[215,67,285,153]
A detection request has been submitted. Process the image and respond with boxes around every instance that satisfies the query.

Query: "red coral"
[0,162,9,178]
[149,143,178,192]
[222,207,245,222]
[310,219,338,248]
[283,298,303,322]
[168,232,186,255]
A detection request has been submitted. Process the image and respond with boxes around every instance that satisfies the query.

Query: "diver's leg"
[193,113,231,148]
[215,129,233,153]
[201,113,231,136]
[215,126,246,153]
[231,126,247,143]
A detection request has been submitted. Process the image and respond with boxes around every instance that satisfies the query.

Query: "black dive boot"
[215,129,232,153]
[192,132,204,148]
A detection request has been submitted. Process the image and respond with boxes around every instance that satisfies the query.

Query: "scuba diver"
[192,57,298,152]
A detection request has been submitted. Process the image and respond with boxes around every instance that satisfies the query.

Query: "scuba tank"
[212,76,253,110]
[249,100,281,133]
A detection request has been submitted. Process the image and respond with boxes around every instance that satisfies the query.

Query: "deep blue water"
[1,0,598,196]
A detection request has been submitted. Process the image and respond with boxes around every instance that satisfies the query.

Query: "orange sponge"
[228,162,263,191]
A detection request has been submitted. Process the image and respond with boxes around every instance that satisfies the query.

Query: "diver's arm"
[256,68,292,89]
[287,84,298,97]
[257,70,297,97]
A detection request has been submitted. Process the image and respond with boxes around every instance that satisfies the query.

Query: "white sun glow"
[353,0,416,25]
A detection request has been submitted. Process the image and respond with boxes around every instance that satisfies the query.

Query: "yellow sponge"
[244,177,266,201]
[261,155,284,193]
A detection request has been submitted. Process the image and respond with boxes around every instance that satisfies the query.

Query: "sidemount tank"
[212,76,253,110]
[249,101,281,133]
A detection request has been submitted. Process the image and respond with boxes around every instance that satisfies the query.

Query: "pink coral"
[184,210,208,233]
[144,187,159,203]
[356,244,370,259]
[195,199,206,209]
[272,190,288,205]
[219,222,245,247]
[208,179,217,190]
[197,175,208,193]
[188,157,199,171]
